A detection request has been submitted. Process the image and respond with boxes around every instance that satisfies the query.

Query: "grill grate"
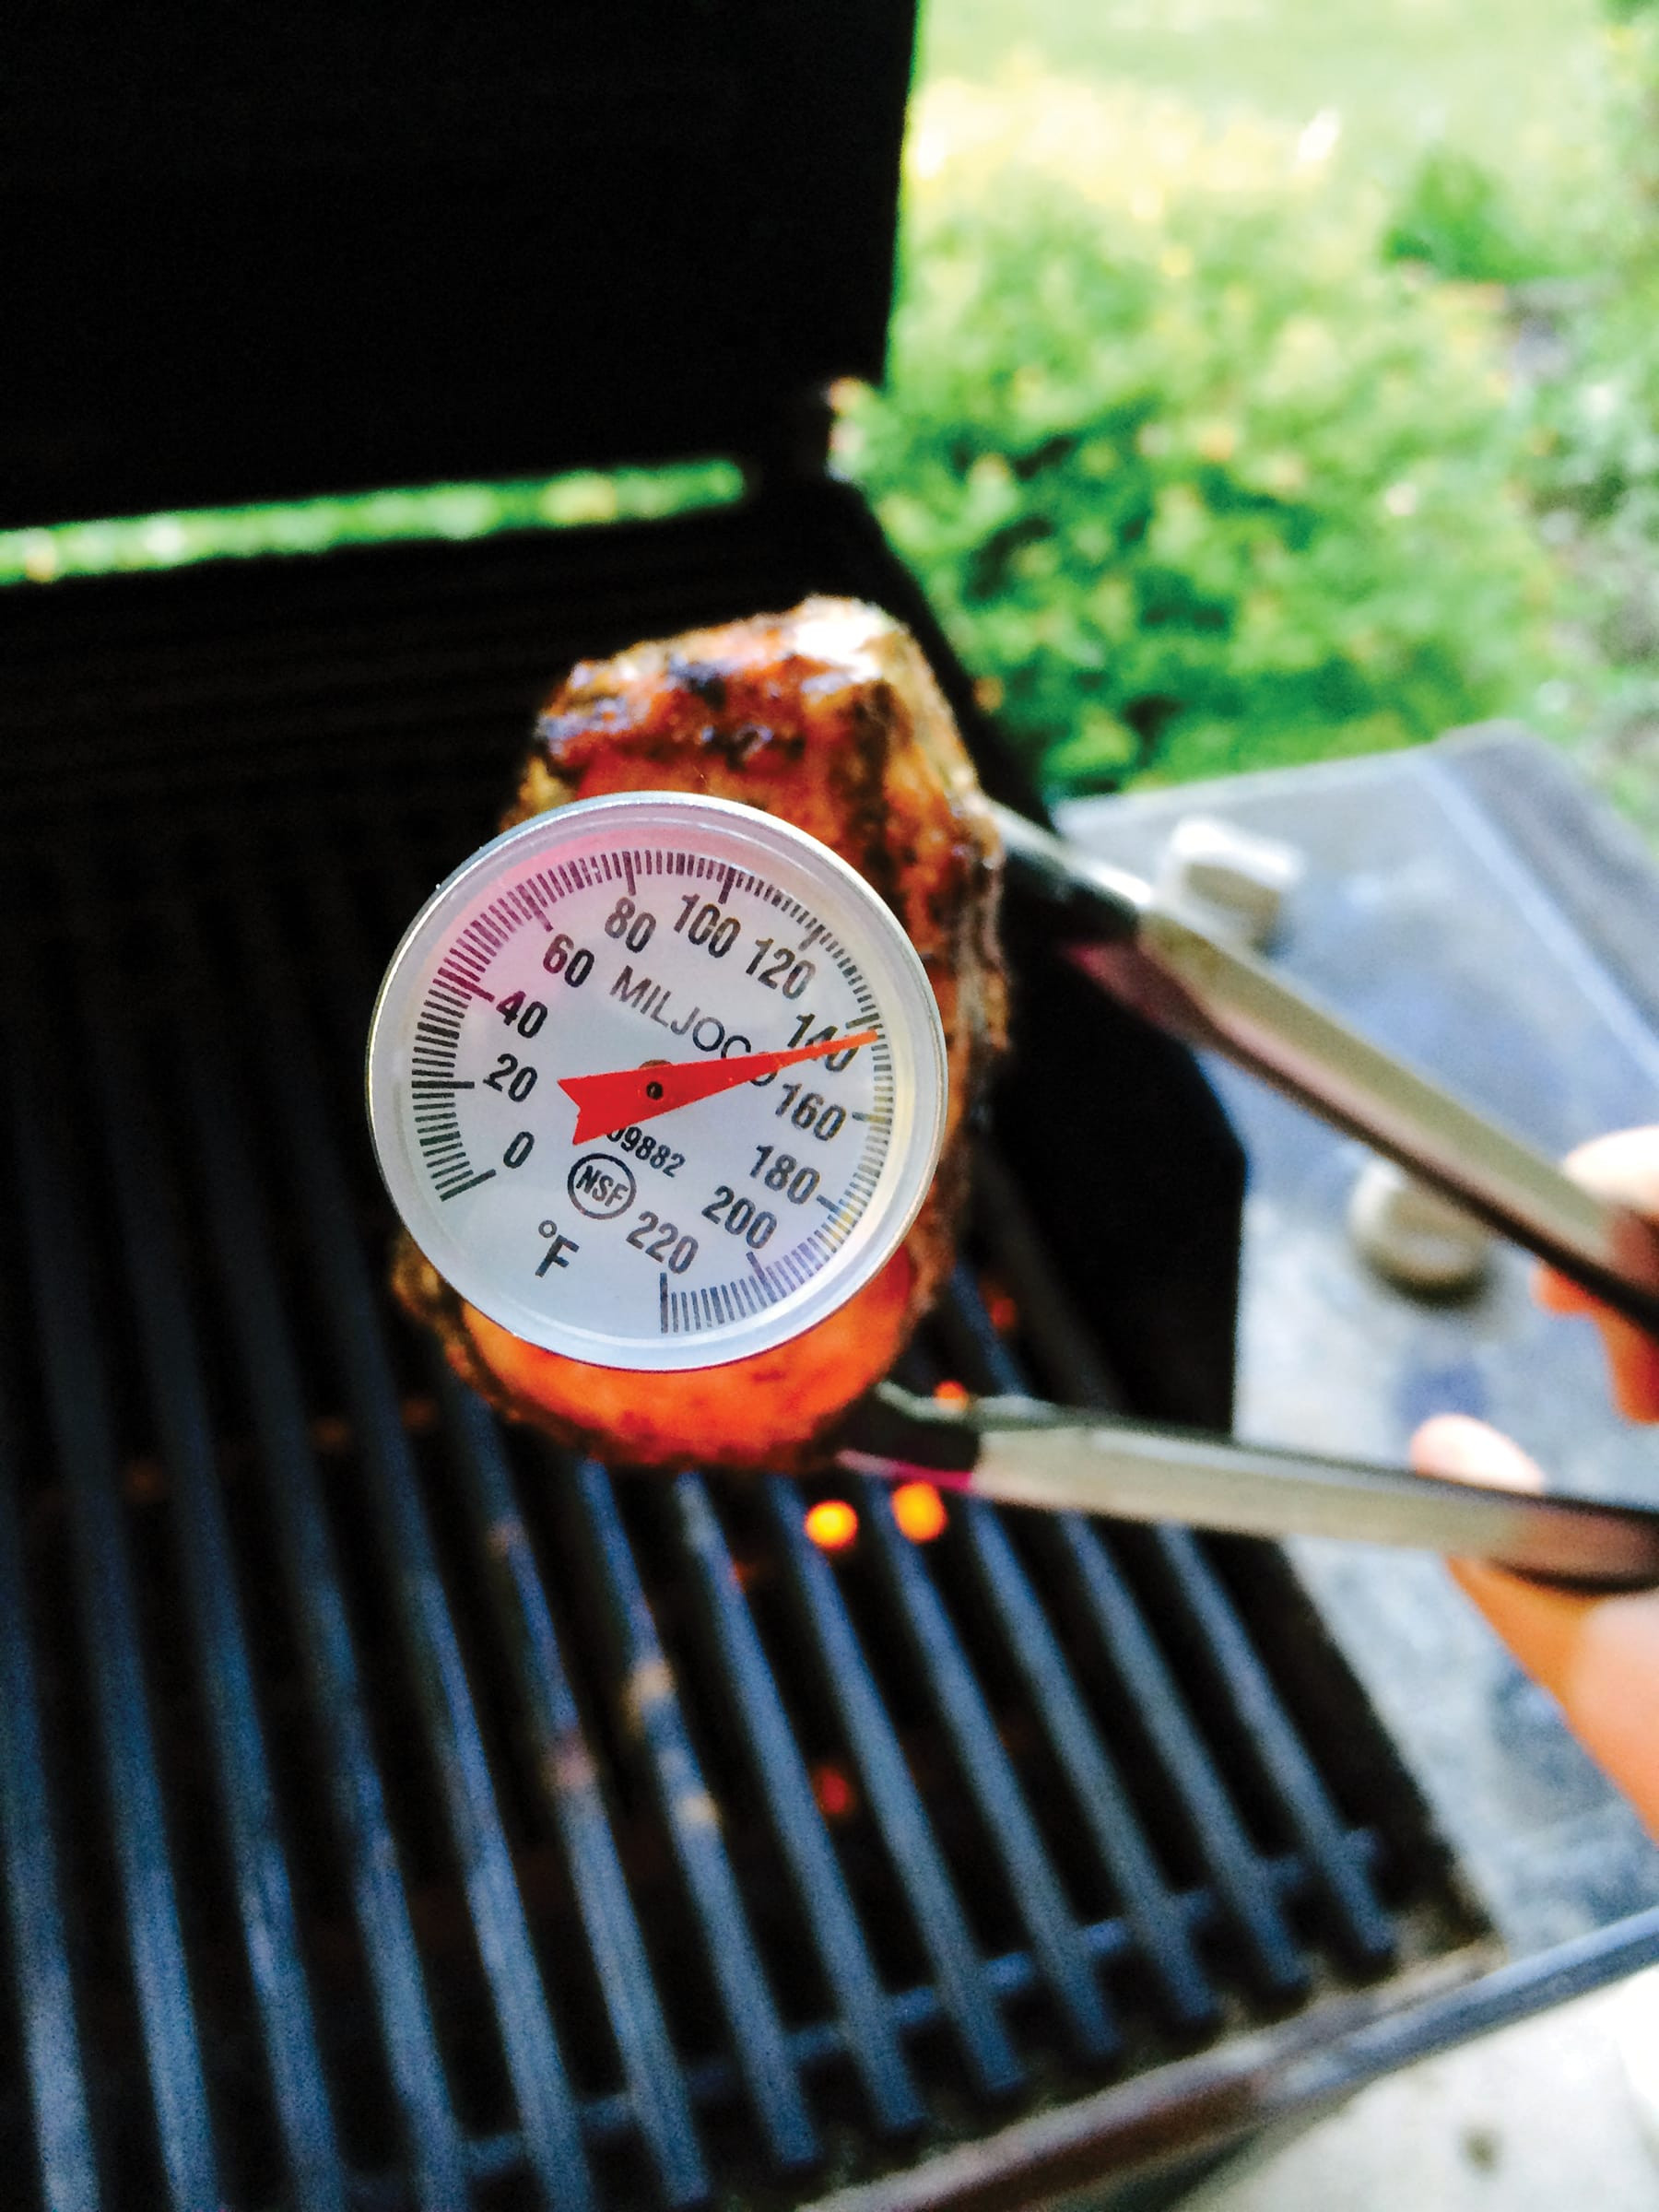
[0,500,1487,2210]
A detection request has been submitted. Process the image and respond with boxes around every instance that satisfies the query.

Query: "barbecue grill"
[1,9,1649,2209]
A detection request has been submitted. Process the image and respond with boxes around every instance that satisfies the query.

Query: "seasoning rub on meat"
[393,597,1007,1469]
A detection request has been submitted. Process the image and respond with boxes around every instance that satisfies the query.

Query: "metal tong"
[838,1384,1659,1593]
[989,802,1659,1345]
[832,807,1659,1592]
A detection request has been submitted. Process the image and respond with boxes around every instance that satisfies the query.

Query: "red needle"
[559,1030,880,1145]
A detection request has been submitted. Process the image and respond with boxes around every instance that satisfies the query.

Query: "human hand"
[1411,1127,1659,1839]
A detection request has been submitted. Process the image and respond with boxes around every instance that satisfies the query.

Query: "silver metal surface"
[968,1412,1659,1590]
[799,1909,1659,2212]
[842,1387,1659,1592]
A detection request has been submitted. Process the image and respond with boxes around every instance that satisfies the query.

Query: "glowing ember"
[810,1761,858,1819]
[892,1481,947,1543]
[805,1499,860,1552]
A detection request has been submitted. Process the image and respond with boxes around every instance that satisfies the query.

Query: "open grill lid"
[1,2,917,526]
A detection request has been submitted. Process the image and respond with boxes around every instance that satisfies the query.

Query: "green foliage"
[1382,147,1560,285]
[837,83,1554,796]
[1514,6,1659,839]
[1530,7,1659,519]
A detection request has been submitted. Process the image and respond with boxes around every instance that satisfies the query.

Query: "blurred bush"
[835,78,1556,798]
[1382,146,1563,286]
[1517,3,1659,834]
[1528,7,1659,526]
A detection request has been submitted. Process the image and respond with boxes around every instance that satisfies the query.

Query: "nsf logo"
[567,1152,637,1221]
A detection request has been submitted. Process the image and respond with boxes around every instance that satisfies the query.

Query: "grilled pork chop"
[393,597,1006,1469]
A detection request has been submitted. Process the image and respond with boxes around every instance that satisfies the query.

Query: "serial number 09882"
[606,1125,685,1178]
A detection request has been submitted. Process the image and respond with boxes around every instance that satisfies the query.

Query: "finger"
[1409,1412,1546,1495]
[1560,1128,1659,1215]
[1409,1417,1577,1683]
[1535,1263,1594,1317]
[1533,1125,1659,1420]
[1531,1262,1659,1421]
[1597,1316,1659,1421]
[1411,1415,1659,1840]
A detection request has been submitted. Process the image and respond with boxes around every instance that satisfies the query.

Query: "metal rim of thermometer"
[367,791,949,1371]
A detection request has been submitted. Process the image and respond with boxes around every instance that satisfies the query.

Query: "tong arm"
[840,1384,1659,1594]
[990,802,1659,1344]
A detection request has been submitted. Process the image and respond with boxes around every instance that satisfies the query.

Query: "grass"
[918,0,1614,206]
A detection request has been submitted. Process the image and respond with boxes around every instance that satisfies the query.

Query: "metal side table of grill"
[1058,727,1659,1955]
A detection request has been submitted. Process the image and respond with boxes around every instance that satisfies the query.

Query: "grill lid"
[1,2,916,525]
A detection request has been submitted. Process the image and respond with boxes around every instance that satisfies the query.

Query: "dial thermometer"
[368,792,949,1371]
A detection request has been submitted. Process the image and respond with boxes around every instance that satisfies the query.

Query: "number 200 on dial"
[367,792,949,1371]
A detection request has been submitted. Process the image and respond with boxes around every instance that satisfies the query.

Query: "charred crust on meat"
[670,658,729,710]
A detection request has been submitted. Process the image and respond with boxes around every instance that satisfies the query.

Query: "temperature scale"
[368,792,948,1370]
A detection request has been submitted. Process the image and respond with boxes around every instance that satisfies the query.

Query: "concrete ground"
[1181,1971,1659,2210]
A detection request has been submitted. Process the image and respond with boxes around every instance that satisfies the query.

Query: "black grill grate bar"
[1059,1524,1312,1994]
[895,1288,1217,2025]
[946,1203,1396,1973]
[624,1840,1362,2122]
[1,537,785,777]
[165,900,472,2207]
[560,1460,820,2171]
[0,1359,101,2212]
[228,872,597,2212]
[0,684,526,785]
[0,701,526,806]
[661,1914,1135,2110]
[70,902,349,2212]
[951,1492,1220,2033]
[0,510,1491,2212]
[433,1367,713,2207]
[761,1477,1026,2099]
[672,1475,927,2136]
[339,806,821,2177]
[0,715,534,856]
[853,1482,1120,2061]
[304,786,1366,2132]
[5,983,222,2212]
[0,515,759,718]
[956,1178,1398,1966]
[6,633,550,736]
[1146,1537,1397,1970]
[931,1265,1310,1997]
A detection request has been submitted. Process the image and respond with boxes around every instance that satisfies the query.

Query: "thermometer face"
[368,792,948,1371]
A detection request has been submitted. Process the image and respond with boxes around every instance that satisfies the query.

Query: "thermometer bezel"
[366,791,950,1371]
